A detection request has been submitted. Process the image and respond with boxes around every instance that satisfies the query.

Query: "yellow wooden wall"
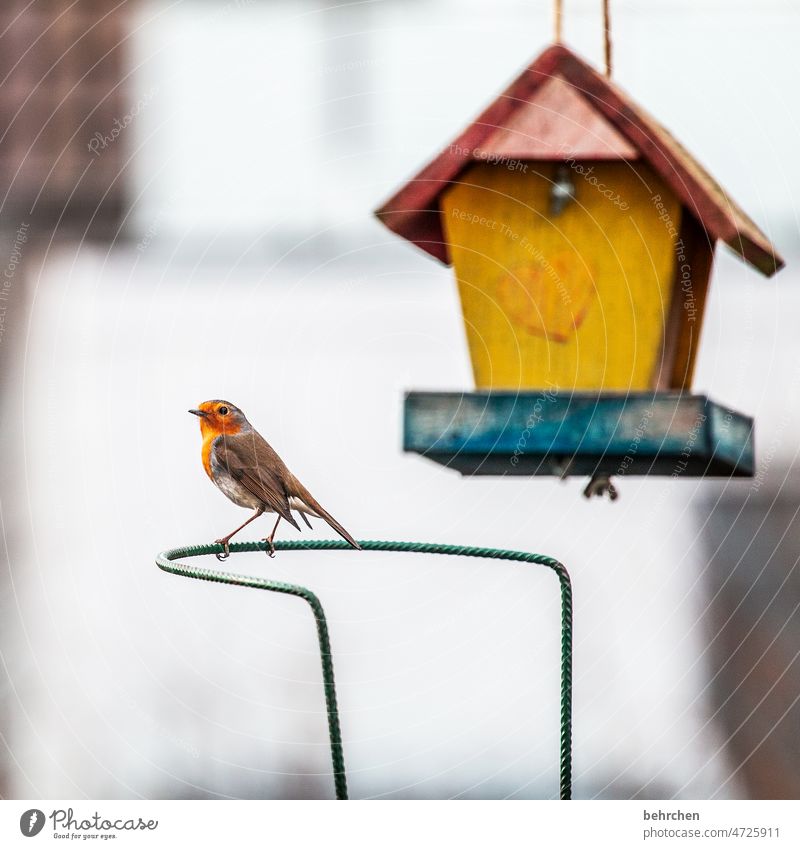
[441,162,681,391]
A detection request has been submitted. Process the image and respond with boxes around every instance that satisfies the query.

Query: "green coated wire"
[156,539,573,800]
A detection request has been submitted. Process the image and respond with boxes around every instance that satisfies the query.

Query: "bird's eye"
[218,406,229,416]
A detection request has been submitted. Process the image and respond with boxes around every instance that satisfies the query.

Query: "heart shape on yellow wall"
[496,252,597,343]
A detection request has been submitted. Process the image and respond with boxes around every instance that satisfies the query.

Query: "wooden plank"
[404,391,754,478]
[655,212,716,390]
[441,161,680,391]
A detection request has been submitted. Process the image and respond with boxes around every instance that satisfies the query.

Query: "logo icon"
[19,809,46,837]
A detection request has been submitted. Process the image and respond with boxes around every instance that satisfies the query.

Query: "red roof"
[375,44,783,277]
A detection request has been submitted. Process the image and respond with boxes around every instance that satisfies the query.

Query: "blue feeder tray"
[404,391,754,478]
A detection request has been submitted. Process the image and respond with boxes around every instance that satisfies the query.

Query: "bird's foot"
[261,538,276,558]
[583,474,619,501]
[214,538,231,561]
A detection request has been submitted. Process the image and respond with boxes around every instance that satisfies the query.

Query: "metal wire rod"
[156,539,573,800]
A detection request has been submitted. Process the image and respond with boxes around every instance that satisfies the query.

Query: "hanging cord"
[603,0,613,77]
[156,539,574,801]
[555,1,612,77]
[554,0,563,42]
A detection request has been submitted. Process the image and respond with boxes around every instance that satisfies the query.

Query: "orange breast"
[201,435,216,480]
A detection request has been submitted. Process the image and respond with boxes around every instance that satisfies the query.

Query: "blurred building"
[700,483,800,799]
[0,0,799,800]
[0,0,130,234]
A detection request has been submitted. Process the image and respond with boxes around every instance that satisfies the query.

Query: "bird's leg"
[262,516,281,558]
[214,508,264,561]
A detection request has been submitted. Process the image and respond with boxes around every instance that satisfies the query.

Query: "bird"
[189,400,361,559]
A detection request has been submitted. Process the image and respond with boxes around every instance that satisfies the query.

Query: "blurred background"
[0,0,799,800]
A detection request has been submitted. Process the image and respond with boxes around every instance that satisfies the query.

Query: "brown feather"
[285,476,361,550]
[213,433,301,531]
[214,428,360,549]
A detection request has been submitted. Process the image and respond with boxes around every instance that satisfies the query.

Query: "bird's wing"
[286,477,361,550]
[212,433,300,531]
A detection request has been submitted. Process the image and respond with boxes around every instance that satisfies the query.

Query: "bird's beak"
[188,409,208,418]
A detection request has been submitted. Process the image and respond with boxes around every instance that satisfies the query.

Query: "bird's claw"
[214,539,231,561]
[583,474,619,501]
[262,539,276,558]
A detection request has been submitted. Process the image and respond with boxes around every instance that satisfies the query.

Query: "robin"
[189,400,361,559]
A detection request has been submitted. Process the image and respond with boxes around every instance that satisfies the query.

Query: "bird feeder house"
[376,44,783,483]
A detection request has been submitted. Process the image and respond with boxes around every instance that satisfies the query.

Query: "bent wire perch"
[155,539,573,800]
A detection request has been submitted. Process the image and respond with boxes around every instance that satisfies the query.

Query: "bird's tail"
[290,480,362,550]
